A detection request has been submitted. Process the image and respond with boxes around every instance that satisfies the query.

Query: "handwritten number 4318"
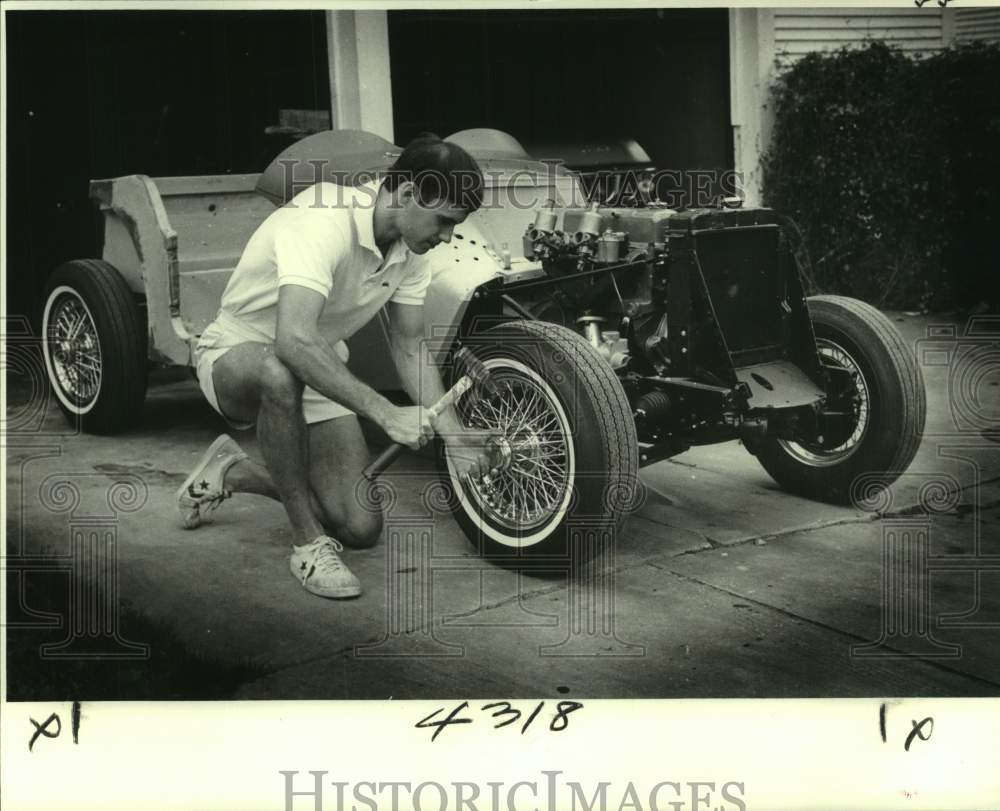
[416,701,583,742]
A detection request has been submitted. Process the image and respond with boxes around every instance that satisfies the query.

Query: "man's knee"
[339,509,383,549]
[258,355,302,411]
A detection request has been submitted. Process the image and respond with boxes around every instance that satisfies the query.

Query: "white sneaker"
[176,434,248,529]
[290,536,362,599]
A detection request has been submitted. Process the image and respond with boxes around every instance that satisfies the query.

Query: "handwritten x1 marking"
[29,713,62,752]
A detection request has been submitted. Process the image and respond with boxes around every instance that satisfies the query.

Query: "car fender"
[424,217,505,355]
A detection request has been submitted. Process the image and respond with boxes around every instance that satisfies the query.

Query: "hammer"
[362,347,495,481]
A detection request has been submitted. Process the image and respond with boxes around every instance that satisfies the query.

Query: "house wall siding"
[773,7,946,65]
[730,5,1000,204]
[953,7,1000,43]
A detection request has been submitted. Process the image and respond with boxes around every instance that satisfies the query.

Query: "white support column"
[326,10,394,141]
[729,9,776,207]
[941,7,956,46]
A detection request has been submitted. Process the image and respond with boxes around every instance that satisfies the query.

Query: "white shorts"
[194,320,354,429]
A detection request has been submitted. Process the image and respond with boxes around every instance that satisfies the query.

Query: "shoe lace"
[301,537,346,583]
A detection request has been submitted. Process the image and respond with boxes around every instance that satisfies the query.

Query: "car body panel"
[254,128,400,206]
[91,174,191,365]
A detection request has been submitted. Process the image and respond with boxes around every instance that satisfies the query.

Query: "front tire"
[437,320,639,563]
[753,295,925,503]
[41,259,147,433]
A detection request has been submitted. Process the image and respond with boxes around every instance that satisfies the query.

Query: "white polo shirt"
[210,179,431,358]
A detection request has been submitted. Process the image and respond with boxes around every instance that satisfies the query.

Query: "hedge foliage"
[762,40,1000,311]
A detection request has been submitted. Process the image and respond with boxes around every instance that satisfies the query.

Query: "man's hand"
[380,404,435,450]
[444,427,502,482]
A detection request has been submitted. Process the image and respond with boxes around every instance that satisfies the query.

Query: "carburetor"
[523,201,677,272]
[523,202,629,272]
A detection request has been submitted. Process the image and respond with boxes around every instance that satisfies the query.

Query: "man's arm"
[274,285,432,448]
[386,300,463,435]
[387,301,495,478]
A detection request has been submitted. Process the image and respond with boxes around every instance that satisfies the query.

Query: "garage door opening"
[389,9,733,206]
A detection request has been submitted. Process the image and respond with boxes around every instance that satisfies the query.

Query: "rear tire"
[753,295,925,503]
[436,320,639,564]
[41,259,147,433]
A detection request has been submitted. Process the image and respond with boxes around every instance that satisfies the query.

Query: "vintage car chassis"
[40,128,926,562]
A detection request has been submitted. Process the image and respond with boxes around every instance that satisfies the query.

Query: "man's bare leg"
[213,420,380,548]
[211,343,323,545]
[213,456,330,521]
[306,416,383,549]
[203,342,364,598]
[207,344,380,548]
[216,456,275,499]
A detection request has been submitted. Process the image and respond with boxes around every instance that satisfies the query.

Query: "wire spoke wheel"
[437,320,638,563]
[457,359,574,533]
[41,259,147,433]
[46,289,104,408]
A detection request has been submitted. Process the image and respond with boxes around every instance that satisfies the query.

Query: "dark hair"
[383,132,484,212]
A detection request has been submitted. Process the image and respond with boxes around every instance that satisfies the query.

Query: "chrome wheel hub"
[459,367,572,532]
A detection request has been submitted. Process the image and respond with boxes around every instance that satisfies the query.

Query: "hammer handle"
[362,376,473,481]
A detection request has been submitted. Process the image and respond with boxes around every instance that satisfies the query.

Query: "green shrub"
[762,40,1000,311]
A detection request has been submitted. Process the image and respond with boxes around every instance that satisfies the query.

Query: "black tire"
[41,259,147,433]
[753,295,925,503]
[436,320,639,563]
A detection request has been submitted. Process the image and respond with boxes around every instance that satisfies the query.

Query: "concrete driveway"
[5,313,999,699]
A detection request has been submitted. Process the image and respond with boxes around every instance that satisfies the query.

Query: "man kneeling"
[176,134,493,598]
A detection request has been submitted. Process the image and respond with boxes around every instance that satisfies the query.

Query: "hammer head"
[453,346,500,400]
